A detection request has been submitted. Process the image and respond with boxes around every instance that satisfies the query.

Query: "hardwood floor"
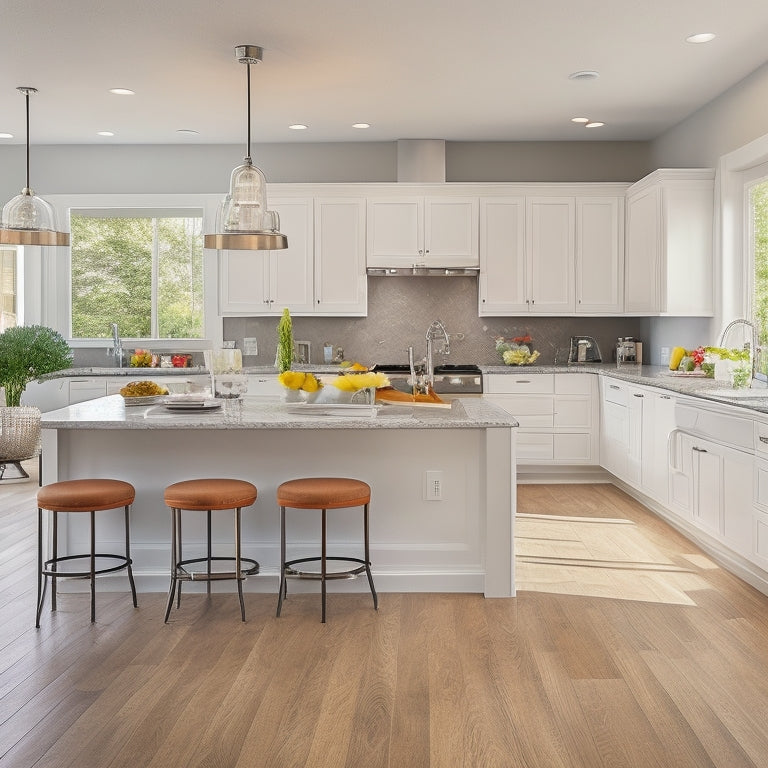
[2,467,768,767]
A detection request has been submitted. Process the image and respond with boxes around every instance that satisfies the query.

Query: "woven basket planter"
[0,406,42,461]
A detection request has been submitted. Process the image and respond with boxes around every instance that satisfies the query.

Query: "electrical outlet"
[424,471,443,501]
[660,346,670,365]
[243,337,259,356]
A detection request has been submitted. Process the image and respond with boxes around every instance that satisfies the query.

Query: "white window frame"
[41,193,223,350]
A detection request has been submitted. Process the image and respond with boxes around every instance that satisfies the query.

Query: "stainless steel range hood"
[366,266,479,277]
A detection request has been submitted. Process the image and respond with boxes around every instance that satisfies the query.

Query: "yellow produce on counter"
[669,346,687,370]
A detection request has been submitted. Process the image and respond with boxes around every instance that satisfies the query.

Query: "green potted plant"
[0,325,73,480]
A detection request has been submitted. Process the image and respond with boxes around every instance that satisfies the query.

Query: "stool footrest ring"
[175,556,259,582]
[42,553,132,579]
[284,556,368,580]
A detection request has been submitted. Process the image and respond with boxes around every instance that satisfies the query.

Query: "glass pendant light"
[0,87,69,246]
[204,45,287,251]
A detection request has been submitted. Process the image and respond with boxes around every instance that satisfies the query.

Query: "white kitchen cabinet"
[19,378,69,412]
[478,197,526,314]
[219,198,314,315]
[366,196,479,268]
[640,389,676,504]
[314,198,367,315]
[69,379,107,404]
[599,377,643,485]
[624,169,714,316]
[485,373,596,464]
[575,196,624,314]
[244,374,282,400]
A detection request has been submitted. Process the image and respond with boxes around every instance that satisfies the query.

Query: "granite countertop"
[482,363,768,414]
[40,394,518,431]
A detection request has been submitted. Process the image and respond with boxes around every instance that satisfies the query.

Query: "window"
[0,248,17,332]
[69,209,204,340]
[749,177,768,377]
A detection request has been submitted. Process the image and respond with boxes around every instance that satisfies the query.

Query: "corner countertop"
[482,363,768,414]
[40,394,518,431]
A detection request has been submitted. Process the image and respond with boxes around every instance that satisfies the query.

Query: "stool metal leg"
[321,508,327,624]
[206,509,212,595]
[51,511,58,611]
[363,503,378,610]
[36,507,47,628]
[176,510,183,608]
[124,505,138,607]
[276,505,287,617]
[164,506,178,623]
[90,510,96,622]
[235,507,245,622]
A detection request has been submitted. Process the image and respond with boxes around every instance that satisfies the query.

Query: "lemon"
[669,346,687,371]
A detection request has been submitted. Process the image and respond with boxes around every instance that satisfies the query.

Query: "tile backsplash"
[223,277,643,367]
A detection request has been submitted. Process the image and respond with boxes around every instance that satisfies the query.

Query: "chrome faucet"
[109,323,124,368]
[718,318,760,379]
[425,320,451,387]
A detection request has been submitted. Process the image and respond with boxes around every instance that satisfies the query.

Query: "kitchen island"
[40,395,518,597]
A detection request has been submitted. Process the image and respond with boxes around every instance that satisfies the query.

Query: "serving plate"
[164,401,221,411]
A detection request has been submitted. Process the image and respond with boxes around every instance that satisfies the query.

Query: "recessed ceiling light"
[571,117,589,124]
[686,32,716,43]
[568,70,600,81]
[0,133,13,139]
[109,88,135,96]
[97,131,115,137]
[289,124,308,130]
[585,121,605,128]
[352,123,370,129]
[176,129,200,135]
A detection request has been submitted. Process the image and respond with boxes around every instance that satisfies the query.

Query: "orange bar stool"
[163,478,258,623]
[276,477,378,623]
[36,479,138,627]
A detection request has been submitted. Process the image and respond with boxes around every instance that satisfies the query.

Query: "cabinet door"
[314,198,367,315]
[69,379,107,404]
[576,196,623,314]
[424,197,479,266]
[269,199,314,313]
[624,186,661,314]
[692,443,722,535]
[479,197,527,315]
[366,198,422,267]
[641,391,676,504]
[218,250,270,314]
[626,388,644,486]
[527,197,575,313]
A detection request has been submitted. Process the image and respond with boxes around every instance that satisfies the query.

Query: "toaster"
[568,336,602,363]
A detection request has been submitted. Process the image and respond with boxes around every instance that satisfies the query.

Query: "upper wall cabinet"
[479,191,624,316]
[366,196,479,268]
[624,169,714,316]
[219,196,367,316]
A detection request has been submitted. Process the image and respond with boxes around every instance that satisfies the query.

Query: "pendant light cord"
[245,62,252,164]
[24,89,31,191]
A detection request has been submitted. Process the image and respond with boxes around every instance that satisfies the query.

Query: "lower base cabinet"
[485,373,597,464]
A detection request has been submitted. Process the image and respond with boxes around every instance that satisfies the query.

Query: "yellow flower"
[330,372,391,390]
[301,372,322,392]
[330,375,358,391]
[278,370,306,390]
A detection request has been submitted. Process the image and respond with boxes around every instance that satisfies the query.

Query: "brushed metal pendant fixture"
[204,45,287,252]
[0,87,70,246]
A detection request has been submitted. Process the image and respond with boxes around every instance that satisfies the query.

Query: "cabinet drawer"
[69,380,107,404]
[755,457,768,511]
[517,433,554,461]
[756,421,768,456]
[554,396,591,428]
[602,380,628,406]
[555,374,593,395]
[488,395,554,428]
[554,433,593,462]
[486,374,554,394]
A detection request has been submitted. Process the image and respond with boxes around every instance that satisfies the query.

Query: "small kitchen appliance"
[568,336,602,363]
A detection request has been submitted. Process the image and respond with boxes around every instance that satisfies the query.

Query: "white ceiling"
[2,0,768,146]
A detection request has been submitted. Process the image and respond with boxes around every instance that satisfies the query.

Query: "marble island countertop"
[40,394,518,431]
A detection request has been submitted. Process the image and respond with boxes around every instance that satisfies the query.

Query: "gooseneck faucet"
[718,318,760,379]
[425,320,450,388]
[110,323,124,368]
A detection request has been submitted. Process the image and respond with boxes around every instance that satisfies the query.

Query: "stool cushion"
[37,479,136,512]
[277,477,371,509]
[164,478,258,510]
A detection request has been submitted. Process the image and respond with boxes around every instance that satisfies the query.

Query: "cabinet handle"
[661,395,671,399]
[515,380,531,384]
[609,384,620,390]
[760,436,768,444]
[692,446,707,453]
[633,393,644,398]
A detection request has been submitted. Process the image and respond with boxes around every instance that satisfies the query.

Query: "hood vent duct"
[396,139,446,183]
